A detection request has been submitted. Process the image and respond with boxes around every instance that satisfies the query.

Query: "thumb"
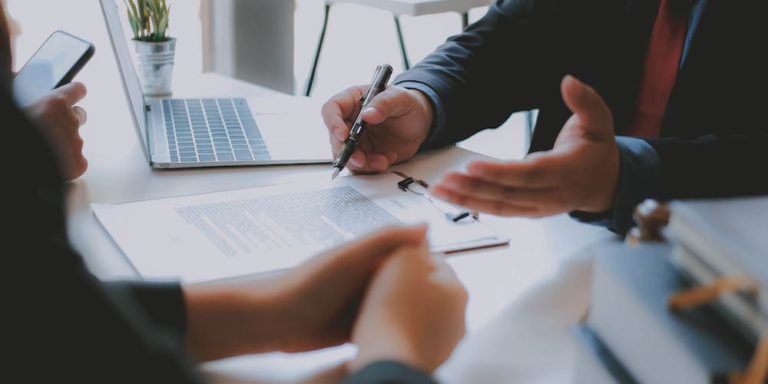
[314,224,428,269]
[561,75,613,140]
[52,82,87,107]
[361,86,414,125]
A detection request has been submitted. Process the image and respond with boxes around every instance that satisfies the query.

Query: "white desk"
[68,72,615,383]
[41,3,617,381]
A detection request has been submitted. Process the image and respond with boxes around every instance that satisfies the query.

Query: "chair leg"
[461,12,469,29]
[393,15,410,70]
[305,4,331,97]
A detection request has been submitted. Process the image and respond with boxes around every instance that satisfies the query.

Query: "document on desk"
[92,173,509,283]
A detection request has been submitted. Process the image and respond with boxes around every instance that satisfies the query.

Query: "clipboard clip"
[392,171,480,223]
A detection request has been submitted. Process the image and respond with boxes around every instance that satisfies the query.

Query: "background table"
[304,0,491,95]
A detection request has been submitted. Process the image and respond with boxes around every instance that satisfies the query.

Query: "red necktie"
[629,0,690,138]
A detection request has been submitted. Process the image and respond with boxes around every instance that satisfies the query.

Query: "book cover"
[572,324,638,384]
[670,244,768,342]
[667,197,768,313]
[588,243,752,383]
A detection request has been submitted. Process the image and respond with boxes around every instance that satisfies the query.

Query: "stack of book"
[573,197,768,384]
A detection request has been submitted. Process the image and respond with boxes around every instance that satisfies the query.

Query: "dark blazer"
[395,0,768,201]
[3,89,433,383]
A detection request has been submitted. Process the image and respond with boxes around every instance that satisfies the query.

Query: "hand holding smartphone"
[13,30,94,106]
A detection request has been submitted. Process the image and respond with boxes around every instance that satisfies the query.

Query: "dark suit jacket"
[395,0,768,202]
[3,89,433,383]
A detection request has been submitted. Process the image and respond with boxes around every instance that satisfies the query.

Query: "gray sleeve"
[570,136,662,234]
[394,80,448,150]
[343,361,437,384]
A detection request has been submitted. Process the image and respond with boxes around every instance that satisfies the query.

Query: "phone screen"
[13,31,93,106]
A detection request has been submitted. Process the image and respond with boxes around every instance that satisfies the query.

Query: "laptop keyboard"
[162,98,270,163]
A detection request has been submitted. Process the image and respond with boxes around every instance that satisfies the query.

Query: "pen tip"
[331,168,340,180]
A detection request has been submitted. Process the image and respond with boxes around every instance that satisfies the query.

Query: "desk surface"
[69,71,614,383]
[39,2,616,381]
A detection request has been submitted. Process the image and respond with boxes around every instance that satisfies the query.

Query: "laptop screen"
[100,0,149,158]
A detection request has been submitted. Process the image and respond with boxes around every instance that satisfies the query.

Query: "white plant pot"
[134,38,176,96]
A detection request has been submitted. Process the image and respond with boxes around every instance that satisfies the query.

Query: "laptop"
[100,0,331,168]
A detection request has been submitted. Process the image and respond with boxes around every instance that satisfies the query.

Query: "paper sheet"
[93,173,509,283]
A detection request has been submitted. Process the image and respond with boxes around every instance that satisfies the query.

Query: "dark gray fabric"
[394,0,768,234]
[344,361,437,384]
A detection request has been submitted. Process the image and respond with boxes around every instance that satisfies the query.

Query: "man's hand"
[183,225,430,362]
[431,75,621,217]
[322,85,433,173]
[25,83,89,180]
[350,240,467,373]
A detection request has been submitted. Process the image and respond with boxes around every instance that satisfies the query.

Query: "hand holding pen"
[322,65,435,177]
[331,64,393,179]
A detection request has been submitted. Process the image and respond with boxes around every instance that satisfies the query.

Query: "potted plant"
[125,0,174,96]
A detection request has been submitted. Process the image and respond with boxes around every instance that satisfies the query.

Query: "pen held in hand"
[331,64,394,180]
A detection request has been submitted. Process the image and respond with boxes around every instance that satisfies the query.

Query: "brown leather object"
[626,199,671,245]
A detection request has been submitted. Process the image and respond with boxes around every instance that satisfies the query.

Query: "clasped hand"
[183,225,468,374]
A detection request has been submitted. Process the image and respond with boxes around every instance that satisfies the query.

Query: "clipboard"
[92,170,511,283]
[390,170,511,254]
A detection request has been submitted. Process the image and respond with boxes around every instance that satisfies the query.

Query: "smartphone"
[13,30,95,106]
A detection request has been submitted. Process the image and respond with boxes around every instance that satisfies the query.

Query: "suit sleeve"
[393,0,620,149]
[7,88,205,383]
[344,361,437,384]
[570,137,663,234]
[572,132,768,235]
[394,0,550,149]
[104,281,187,344]
[12,236,206,384]
[647,132,768,200]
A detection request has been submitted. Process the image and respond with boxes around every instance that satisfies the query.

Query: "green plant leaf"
[159,10,169,40]
[123,0,171,42]
[124,0,141,39]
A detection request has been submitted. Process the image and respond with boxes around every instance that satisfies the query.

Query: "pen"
[331,64,394,180]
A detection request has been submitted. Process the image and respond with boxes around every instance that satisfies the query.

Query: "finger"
[325,224,429,267]
[348,150,366,169]
[73,106,88,126]
[325,111,349,143]
[330,134,343,156]
[53,82,87,107]
[429,255,467,304]
[382,239,433,274]
[561,75,613,140]
[431,259,462,285]
[322,86,366,141]
[367,153,391,171]
[73,133,85,153]
[305,225,429,278]
[410,238,432,264]
[346,150,391,173]
[434,172,562,207]
[385,151,398,165]
[466,159,562,188]
[73,156,88,179]
[360,85,415,125]
[431,186,543,217]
